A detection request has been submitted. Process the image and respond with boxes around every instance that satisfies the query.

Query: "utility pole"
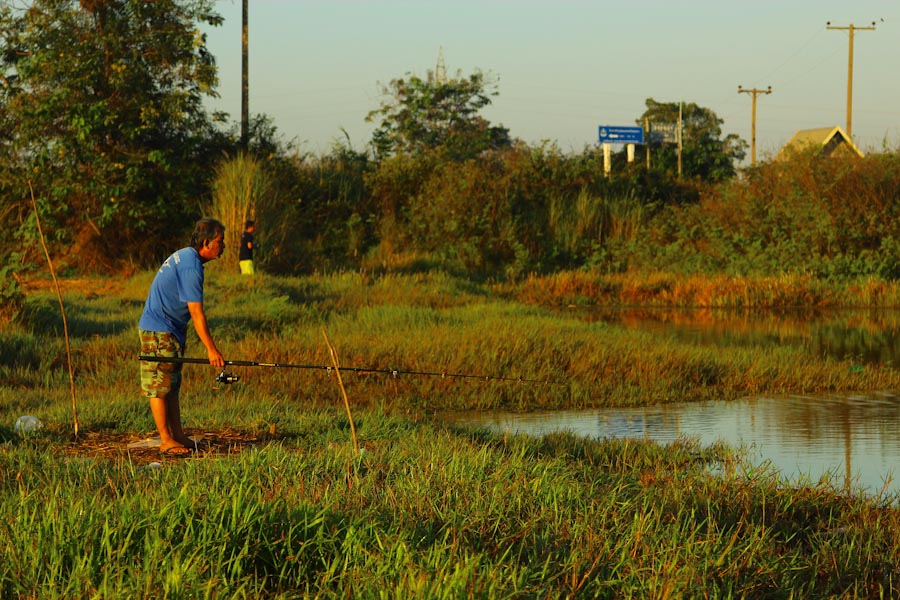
[737,85,772,165]
[644,117,650,169]
[677,102,682,178]
[826,21,876,139]
[240,0,249,150]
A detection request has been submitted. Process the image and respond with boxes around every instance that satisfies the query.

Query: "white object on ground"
[14,416,43,434]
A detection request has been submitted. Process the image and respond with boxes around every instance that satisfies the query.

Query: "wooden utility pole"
[826,21,876,139]
[644,117,650,169]
[241,0,249,150]
[737,85,772,165]
[677,102,682,178]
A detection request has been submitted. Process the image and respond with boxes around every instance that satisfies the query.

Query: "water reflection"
[443,392,900,497]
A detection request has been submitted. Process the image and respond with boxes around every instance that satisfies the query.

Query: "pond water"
[442,392,900,497]
[443,308,900,498]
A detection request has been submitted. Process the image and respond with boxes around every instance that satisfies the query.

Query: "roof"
[778,126,864,159]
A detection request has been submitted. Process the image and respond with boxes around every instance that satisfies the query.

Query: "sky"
[202,1,900,162]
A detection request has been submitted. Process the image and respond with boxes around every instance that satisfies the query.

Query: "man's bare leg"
[166,396,201,449]
[150,396,191,453]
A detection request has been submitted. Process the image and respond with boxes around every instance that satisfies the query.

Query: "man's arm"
[187,301,224,367]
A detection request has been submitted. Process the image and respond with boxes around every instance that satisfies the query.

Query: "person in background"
[138,218,226,457]
[239,220,256,275]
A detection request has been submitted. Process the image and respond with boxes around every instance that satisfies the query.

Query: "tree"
[366,70,511,161]
[0,0,227,269]
[640,98,747,181]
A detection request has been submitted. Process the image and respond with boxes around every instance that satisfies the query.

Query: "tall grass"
[504,270,900,309]
[208,152,279,272]
[548,189,644,265]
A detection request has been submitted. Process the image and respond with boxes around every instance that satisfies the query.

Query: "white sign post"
[602,143,612,177]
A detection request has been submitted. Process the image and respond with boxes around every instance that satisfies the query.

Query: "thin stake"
[29,180,79,438]
[322,328,359,455]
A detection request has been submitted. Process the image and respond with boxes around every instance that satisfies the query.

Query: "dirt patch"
[55,428,265,465]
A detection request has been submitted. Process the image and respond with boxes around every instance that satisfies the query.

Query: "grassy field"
[2,270,900,597]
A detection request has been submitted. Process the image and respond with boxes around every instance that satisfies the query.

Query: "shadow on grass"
[23,302,133,338]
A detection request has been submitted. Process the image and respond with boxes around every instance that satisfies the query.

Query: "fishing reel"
[215,369,240,385]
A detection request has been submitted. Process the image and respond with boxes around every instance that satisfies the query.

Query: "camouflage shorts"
[139,330,184,399]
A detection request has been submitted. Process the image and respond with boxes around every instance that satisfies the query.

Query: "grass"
[501,269,900,309]
[2,270,900,597]
[9,270,900,416]
[2,416,898,598]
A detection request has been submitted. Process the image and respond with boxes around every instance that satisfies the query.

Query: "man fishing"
[138,218,226,457]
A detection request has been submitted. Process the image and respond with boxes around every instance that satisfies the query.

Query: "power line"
[756,26,824,85]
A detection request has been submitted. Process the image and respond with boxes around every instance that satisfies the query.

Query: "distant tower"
[434,47,447,84]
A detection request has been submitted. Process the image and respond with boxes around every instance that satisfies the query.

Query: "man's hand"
[207,347,225,368]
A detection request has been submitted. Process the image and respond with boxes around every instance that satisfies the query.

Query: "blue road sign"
[598,125,644,144]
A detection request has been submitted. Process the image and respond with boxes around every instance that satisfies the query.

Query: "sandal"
[160,445,194,458]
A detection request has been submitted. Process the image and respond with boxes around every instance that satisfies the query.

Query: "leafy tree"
[0,0,227,269]
[280,134,375,273]
[640,98,747,181]
[366,70,511,161]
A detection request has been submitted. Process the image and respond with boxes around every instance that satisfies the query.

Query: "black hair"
[245,220,255,229]
[190,218,225,250]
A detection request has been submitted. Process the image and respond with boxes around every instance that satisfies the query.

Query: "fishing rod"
[137,355,566,386]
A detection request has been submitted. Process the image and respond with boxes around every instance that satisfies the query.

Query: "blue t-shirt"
[139,247,205,346]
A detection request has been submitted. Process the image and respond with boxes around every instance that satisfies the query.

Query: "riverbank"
[7,270,900,414]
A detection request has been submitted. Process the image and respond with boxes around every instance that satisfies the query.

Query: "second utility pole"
[737,85,772,165]
[241,0,249,150]
[826,21,876,139]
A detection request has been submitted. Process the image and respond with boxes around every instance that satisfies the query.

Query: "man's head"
[245,220,255,233]
[191,218,225,262]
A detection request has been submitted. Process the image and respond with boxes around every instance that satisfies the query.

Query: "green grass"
[2,415,898,598]
[2,271,900,597]
[7,269,899,418]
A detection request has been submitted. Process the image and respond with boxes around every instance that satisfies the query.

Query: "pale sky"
[203,1,900,161]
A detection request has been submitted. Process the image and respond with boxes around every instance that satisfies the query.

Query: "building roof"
[778,126,864,159]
